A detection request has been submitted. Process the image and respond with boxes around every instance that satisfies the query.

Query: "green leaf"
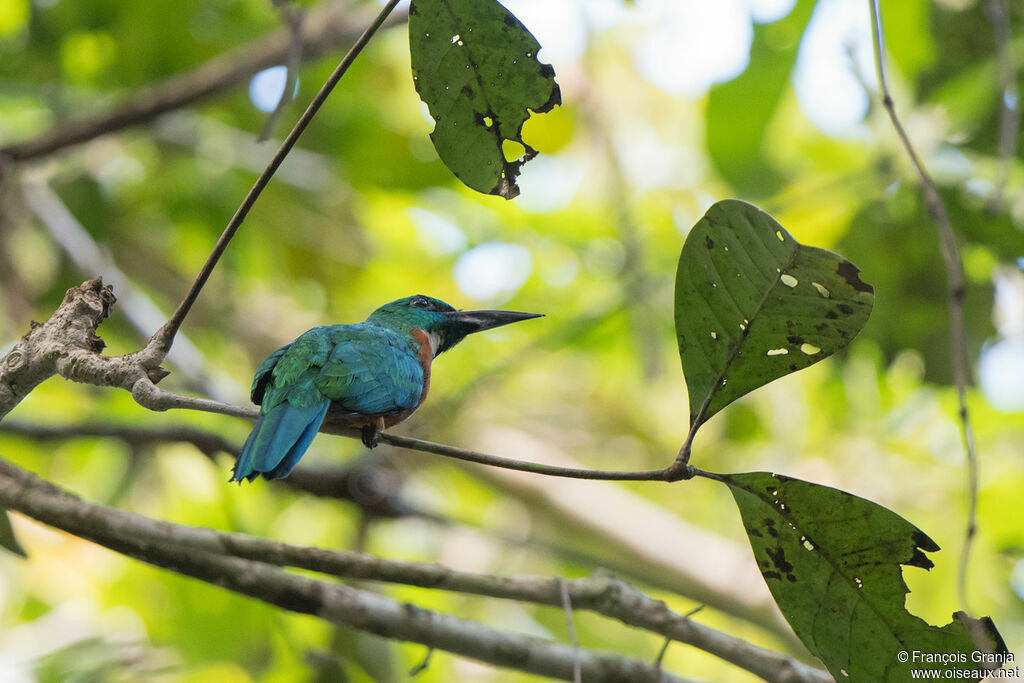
[705,0,815,196]
[0,509,26,558]
[675,199,873,426]
[724,472,1006,682]
[408,0,561,199]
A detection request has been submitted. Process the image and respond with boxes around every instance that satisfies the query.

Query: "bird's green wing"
[233,325,425,483]
[235,330,334,482]
[314,325,424,415]
[251,343,291,405]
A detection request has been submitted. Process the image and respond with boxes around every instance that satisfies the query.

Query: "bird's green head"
[366,295,542,354]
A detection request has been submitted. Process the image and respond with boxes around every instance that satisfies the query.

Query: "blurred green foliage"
[1,0,1023,681]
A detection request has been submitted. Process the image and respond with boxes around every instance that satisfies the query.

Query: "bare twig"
[378,431,697,482]
[868,0,980,610]
[559,578,583,683]
[0,420,239,457]
[155,112,343,193]
[147,0,402,362]
[0,458,827,683]
[654,637,673,669]
[259,3,305,142]
[408,647,434,676]
[984,0,1020,210]
[0,4,407,163]
[134,375,702,483]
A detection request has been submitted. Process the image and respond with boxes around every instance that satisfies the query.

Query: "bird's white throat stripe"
[426,330,442,356]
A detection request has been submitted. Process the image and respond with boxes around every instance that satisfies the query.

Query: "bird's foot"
[361,424,381,449]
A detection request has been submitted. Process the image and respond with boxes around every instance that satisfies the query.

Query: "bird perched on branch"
[232,295,542,482]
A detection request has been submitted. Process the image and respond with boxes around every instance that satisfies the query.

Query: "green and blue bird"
[231,295,542,482]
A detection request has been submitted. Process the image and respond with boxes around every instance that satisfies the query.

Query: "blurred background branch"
[0,2,408,164]
[0,419,441,521]
[983,0,1020,211]
[258,0,305,142]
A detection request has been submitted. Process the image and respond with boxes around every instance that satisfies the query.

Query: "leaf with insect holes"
[408,0,560,199]
[675,200,874,426]
[0,509,26,558]
[725,472,1006,682]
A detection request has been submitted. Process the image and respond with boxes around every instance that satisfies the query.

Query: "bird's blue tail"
[232,400,330,482]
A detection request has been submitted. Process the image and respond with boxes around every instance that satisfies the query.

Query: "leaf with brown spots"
[409,0,560,199]
[675,200,874,427]
[724,472,1006,682]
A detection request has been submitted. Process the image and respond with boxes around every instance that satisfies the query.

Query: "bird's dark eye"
[410,296,431,308]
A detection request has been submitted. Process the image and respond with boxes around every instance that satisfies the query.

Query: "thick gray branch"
[0,278,122,420]
[0,459,703,683]
[0,457,826,683]
[0,278,188,422]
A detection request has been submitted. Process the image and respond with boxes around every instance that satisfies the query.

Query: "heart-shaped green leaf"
[409,0,561,199]
[724,472,1006,682]
[675,200,874,426]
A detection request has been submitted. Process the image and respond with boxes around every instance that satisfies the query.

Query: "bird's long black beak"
[446,308,544,334]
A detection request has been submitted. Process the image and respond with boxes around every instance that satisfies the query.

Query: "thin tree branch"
[868,0,980,610]
[259,2,306,142]
[579,82,664,380]
[377,432,696,482]
[0,279,695,479]
[129,372,700,483]
[559,578,583,683]
[984,0,1020,211]
[155,112,343,193]
[460,435,804,651]
[0,4,407,163]
[0,458,827,683]
[0,420,238,457]
[654,637,673,669]
[145,0,402,364]
[408,647,434,676]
